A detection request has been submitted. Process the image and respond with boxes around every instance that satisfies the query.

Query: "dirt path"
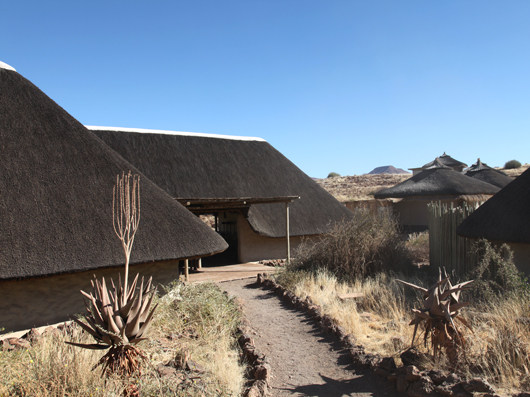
[221,278,399,397]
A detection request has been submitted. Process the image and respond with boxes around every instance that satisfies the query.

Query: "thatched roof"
[89,127,353,238]
[464,159,513,188]
[374,168,500,199]
[423,153,467,170]
[409,153,467,173]
[457,168,530,244]
[0,66,227,280]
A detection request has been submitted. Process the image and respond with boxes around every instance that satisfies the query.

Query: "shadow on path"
[279,373,398,397]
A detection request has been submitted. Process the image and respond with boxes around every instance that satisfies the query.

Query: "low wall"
[0,260,180,333]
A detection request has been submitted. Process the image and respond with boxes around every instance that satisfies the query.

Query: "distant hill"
[367,165,410,175]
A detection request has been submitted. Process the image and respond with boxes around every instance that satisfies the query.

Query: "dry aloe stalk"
[68,171,155,377]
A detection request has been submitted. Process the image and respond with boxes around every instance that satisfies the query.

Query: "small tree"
[504,160,521,169]
[327,172,341,178]
[68,171,157,378]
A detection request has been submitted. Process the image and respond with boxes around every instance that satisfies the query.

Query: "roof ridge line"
[0,61,16,72]
[86,125,266,142]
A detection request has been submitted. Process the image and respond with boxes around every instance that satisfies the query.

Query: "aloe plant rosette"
[68,274,157,376]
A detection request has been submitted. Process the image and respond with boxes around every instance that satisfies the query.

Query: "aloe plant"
[68,171,156,377]
[397,269,473,365]
[68,274,157,375]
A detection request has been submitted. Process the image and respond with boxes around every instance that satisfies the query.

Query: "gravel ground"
[221,278,399,397]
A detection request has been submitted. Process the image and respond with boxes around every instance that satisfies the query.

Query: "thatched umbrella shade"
[464,159,514,189]
[88,127,354,239]
[0,63,227,280]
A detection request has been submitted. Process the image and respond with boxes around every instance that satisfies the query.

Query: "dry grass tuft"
[276,269,413,356]
[0,282,245,397]
[405,232,430,266]
[275,268,529,392]
[465,297,530,393]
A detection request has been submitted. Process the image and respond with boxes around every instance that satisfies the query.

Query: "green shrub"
[467,239,529,302]
[291,210,412,281]
[504,159,522,169]
[327,172,340,178]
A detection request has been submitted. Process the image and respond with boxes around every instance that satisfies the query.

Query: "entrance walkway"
[187,262,275,283]
[221,278,398,396]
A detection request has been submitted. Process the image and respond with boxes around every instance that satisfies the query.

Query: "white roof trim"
[86,125,266,142]
[0,61,16,72]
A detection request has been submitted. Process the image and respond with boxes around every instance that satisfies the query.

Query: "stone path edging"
[237,323,271,397]
[255,273,525,397]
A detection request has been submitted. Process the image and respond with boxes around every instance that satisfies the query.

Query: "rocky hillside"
[317,164,529,202]
[316,174,410,202]
[367,165,409,175]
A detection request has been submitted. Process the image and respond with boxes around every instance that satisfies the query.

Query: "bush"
[405,231,429,265]
[467,239,529,302]
[504,159,521,169]
[291,210,412,281]
[327,172,340,178]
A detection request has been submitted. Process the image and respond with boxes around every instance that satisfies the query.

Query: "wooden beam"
[286,202,291,264]
[184,259,189,282]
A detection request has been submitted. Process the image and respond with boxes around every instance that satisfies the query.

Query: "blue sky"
[2,1,530,177]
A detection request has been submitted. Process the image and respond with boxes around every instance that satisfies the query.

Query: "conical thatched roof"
[422,153,467,170]
[0,64,227,280]
[374,168,500,199]
[457,168,530,244]
[464,159,513,188]
[89,127,353,238]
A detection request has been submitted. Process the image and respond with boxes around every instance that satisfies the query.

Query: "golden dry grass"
[274,268,529,393]
[315,174,410,202]
[497,163,529,177]
[0,282,245,397]
[465,298,530,393]
[276,270,413,356]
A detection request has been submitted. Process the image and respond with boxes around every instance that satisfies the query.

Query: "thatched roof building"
[374,168,500,199]
[464,159,513,188]
[374,168,500,230]
[88,126,353,262]
[457,168,530,274]
[0,63,227,281]
[409,153,467,175]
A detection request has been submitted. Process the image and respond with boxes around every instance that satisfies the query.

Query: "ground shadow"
[281,373,400,397]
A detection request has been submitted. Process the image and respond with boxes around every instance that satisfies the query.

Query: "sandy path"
[221,278,399,397]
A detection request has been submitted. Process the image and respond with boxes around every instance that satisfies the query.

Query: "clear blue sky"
[2,1,530,177]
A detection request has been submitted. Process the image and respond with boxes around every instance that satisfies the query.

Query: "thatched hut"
[0,62,227,331]
[374,168,500,231]
[464,158,514,188]
[88,126,353,263]
[457,168,530,274]
[409,153,467,175]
